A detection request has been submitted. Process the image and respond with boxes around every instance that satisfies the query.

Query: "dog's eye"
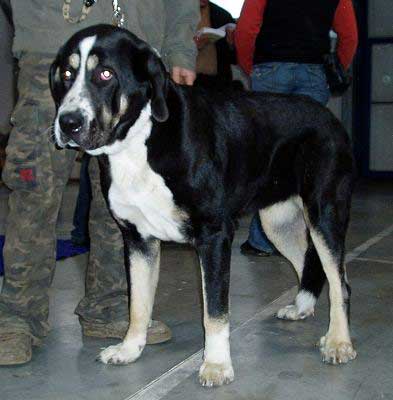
[62,70,73,81]
[100,70,113,81]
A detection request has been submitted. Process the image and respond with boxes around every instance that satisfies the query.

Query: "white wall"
[210,0,244,18]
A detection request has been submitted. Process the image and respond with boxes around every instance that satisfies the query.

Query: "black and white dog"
[50,25,357,386]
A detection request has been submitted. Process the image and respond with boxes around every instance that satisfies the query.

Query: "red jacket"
[235,0,358,75]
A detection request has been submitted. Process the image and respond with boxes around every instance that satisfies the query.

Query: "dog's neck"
[107,102,153,183]
[88,101,153,157]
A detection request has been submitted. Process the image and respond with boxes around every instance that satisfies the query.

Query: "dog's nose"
[59,112,84,135]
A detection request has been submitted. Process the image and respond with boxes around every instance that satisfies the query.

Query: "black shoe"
[240,241,275,257]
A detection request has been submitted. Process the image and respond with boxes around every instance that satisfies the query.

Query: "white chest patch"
[107,105,187,242]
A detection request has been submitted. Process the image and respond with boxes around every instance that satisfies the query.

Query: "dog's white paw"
[98,340,144,365]
[319,335,357,365]
[277,304,314,320]
[199,362,234,387]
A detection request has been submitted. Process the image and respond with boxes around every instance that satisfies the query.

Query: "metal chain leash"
[62,0,96,24]
[62,0,125,27]
[112,0,125,27]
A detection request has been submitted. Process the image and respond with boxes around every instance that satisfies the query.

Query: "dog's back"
[154,84,355,216]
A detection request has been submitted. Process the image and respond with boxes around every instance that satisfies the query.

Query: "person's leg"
[293,64,330,106]
[0,54,76,364]
[71,153,92,246]
[0,0,15,137]
[241,214,275,255]
[75,158,171,344]
[242,63,294,256]
[75,157,129,330]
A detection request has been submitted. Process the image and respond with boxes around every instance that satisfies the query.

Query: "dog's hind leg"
[99,238,161,365]
[196,224,235,387]
[292,239,326,319]
[260,196,324,320]
[305,180,356,364]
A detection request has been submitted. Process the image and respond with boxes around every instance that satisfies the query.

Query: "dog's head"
[50,24,169,155]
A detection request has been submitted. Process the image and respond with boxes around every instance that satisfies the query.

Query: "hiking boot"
[81,319,172,344]
[0,333,32,365]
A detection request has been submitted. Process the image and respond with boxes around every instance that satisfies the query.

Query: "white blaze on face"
[55,35,97,145]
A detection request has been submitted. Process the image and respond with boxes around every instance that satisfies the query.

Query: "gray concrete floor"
[0,180,392,400]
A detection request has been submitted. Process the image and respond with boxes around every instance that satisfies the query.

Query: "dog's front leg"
[99,238,161,365]
[196,229,234,387]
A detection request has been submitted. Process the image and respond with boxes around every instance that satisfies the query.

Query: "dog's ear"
[119,33,169,122]
[49,55,62,110]
[146,52,169,122]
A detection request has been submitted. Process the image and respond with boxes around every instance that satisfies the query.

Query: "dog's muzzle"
[59,111,85,137]
[55,110,89,149]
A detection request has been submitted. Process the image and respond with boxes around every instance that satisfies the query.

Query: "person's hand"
[194,34,210,50]
[226,26,235,46]
[171,66,196,86]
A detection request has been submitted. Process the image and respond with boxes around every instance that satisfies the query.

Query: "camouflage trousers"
[0,53,129,343]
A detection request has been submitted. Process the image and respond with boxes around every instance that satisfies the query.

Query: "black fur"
[50,25,356,369]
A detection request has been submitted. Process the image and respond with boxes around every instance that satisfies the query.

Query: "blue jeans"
[247,62,330,252]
